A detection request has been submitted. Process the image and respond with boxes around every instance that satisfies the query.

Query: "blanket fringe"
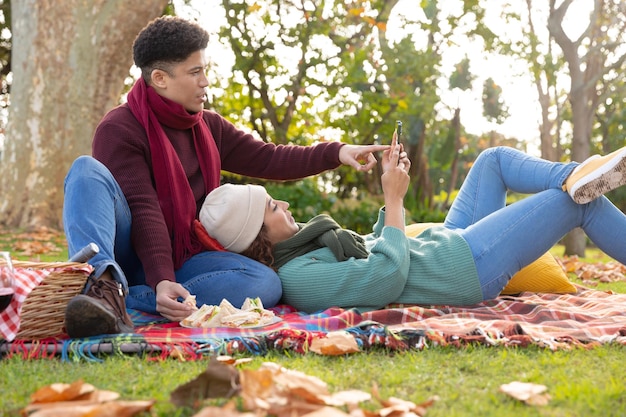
[3,288,626,361]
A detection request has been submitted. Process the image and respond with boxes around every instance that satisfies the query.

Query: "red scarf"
[127,78,221,268]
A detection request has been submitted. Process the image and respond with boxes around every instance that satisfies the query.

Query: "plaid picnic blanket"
[2,285,625,361]
[0,266,48,340]
[373,288,626,350]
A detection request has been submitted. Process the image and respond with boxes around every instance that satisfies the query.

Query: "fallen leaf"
[170,356,241,407]
[174,361,441,416]
[239,367,276,411]
[192,400,256,416]
[371,383,437,417]
[23,391,121,415]
[499,381,551,406]
[310,331,360,355]
[301,405,352,416]
[378,396,425,417]
[560,255,626,283]
[30,380,95,403]
[239,361,336,415]
[324,389,372,407]
[27,400,154,417]
[266,361,330,402]
[217,355,253,366]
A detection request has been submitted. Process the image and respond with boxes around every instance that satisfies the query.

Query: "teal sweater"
[277,208,482,313]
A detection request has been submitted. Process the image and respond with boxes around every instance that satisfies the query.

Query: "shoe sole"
[570,149,626,204]
[64,295,119,338]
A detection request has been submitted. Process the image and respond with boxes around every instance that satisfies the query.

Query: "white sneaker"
[564,147,626,204]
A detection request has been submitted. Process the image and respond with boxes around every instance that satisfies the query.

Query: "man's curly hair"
[132,16,209,81]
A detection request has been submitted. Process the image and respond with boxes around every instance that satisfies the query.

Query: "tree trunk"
[409,123,432,208]
[0,0,167,230]
[561,84,593,256]
[444,108,461,207]
[547,0,620,257]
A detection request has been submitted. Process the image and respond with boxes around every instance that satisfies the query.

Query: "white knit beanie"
[199,184,267,253]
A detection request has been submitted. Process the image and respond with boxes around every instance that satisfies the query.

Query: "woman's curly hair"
[241,225,277,270]
[132,16,210,81]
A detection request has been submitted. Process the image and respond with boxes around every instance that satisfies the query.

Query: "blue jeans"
[446,147,626,299]
[63,156,282,315]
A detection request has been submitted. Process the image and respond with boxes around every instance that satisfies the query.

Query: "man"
[62,16,388,338]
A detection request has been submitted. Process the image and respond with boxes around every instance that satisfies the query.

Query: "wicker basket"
[14,261,91,340]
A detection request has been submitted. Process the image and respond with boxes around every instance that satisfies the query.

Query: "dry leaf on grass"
[29,380,98,403]
[25,360,436,416]
[216,355,253,366]
[310,331,360,355]
[560,255,626,285]
[499,381,551,406]
[23,380,153,416]
[170,356,241,407]
[191,400,256,417]
[325,390,372,408]
[26,400,155,417]
[371,383,438,417]
[8,227,65,257]
[240,361,333,413]
[299,406,353,416]
[169,359,437,416]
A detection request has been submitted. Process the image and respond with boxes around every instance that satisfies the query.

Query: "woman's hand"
[381,131,410,172]
[155,280,196,322]
[381,143,411,203]
[339,144,390,172]
[381,131,411,231]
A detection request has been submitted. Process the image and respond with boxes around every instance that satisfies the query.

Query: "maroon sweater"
[92,104,343,289]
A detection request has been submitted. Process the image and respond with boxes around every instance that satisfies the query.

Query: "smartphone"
[394,120,402,146]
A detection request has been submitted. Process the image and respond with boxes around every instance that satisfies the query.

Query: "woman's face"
[263,195,299,244]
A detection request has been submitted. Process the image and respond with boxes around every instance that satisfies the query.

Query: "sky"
[175,0,593,152]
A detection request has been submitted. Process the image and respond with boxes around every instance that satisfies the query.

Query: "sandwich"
[181,304,221,328]
[181,297,277,328]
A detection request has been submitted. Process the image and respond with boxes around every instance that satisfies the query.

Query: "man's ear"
[150,69,169,89]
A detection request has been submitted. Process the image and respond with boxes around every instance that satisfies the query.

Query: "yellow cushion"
[405,223,576,295]
[501,251,576,295]
[405,222,442,238]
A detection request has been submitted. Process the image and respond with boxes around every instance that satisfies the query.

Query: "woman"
[199,139,626,313]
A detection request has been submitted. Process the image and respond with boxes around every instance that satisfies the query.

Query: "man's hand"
[339,144,389,172]
[155,280,197,322]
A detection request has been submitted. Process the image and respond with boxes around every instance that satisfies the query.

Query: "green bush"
[264,180,334,222]
[265,180,383,234]
[329,196,383,234]
[264,180,452,234]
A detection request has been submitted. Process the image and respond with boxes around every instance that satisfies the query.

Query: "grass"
[1,231,625,416]
[2,346,625,416]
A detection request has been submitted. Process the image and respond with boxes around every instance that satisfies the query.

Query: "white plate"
[180,316,282,329]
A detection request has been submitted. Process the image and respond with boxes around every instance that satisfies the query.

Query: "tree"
[0,0,168,230]
[485,1,568,162]
[212,0,405,197]
[0,0,11,106]
[439,57,474,208]
[210,0,501,218]
[482,77,509,150]
[548,0,626,256]
[592,72,626,212]
[522,0,567,162]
